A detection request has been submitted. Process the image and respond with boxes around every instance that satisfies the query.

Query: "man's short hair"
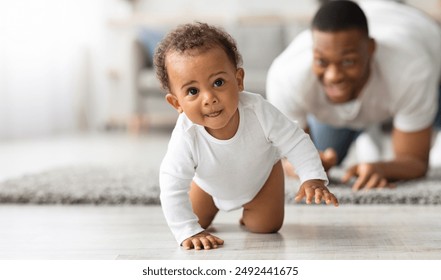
[311,0,369,35]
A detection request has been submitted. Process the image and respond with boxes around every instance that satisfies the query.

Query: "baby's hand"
[181,231,224,250]
[295,179,339,207]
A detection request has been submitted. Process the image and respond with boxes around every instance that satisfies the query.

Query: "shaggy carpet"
[0,165,440,205]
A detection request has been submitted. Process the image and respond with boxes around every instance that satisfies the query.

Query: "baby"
[154,22,339,250]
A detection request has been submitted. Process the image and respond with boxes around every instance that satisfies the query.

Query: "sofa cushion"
[137,27,166,66]
[242,69,269,97]
[229,23,285,71]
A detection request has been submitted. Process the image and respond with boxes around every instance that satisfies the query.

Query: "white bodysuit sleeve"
[159,125,204,245]
[254,95,328,185]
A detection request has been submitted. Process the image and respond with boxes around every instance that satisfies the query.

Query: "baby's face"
[165,46,244,140]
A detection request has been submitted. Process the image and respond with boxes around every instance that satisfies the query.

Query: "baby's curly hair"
[154,22,243,93]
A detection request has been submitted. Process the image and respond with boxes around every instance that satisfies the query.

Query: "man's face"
[312,28,375,103]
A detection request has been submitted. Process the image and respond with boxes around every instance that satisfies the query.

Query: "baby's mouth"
[205,110,222,117]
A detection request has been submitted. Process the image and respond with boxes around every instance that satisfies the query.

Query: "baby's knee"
[242,217,283,234]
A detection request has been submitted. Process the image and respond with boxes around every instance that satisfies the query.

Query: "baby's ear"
[165,93,183,113]
[236,68,245,92]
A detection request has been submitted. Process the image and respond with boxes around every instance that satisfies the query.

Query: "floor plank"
[0,205,440,260]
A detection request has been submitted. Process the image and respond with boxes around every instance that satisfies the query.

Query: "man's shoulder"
[267,30,315,98]
[363,0,441,49]
[272,29,313,68]
[373,42,434,86]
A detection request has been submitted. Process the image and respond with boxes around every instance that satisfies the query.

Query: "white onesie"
[160,91,328,244]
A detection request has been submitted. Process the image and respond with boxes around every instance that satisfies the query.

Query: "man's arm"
[388,126,431,179]
[342,126,432,190]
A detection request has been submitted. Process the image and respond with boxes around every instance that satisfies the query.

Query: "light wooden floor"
[1,132,441,260]
[0,204,440,260]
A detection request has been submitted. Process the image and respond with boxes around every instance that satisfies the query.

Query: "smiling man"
[267,0,441,191]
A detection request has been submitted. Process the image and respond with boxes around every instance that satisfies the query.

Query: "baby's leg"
[189,181,219,229]
[241,160,285,233]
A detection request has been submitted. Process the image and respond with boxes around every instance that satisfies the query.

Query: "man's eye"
[187,88,199,96]
[213,79,224,87]
[314,58,327,67]
[342,59,355,67]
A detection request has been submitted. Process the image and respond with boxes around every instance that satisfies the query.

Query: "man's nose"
[324,64,344,83]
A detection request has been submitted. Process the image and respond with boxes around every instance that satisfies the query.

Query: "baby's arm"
[181,230,224,250]
[254,96,338,206]
[160,123,209,247]
[295,179,339,206]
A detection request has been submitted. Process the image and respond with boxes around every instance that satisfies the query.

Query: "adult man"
[266,0,441,190]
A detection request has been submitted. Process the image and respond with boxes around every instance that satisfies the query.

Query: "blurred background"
[0,0,440,180]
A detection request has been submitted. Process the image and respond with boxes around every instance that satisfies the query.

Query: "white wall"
[134,0,440,24]
[135,0,318,20]
[0,0,131,139]
[0,0,438,139]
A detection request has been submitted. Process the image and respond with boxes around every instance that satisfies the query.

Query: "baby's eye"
[213,79,224,87]
[187,88,199,96]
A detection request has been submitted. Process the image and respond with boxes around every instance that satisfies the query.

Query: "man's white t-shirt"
[267,0,441,132]
[160,92,327,245]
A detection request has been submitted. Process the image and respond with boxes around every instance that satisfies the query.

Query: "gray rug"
[0,165,440,205]
[287,167,441,205]
[0,165,161,205]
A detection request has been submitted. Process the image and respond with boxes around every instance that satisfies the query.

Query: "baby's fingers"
[315,189,339,207]
[296,187,322,204]
[294,189,306,202]
[182,237,201,250]
[324,191,339,206]
[206,235,224,248]
[191,238,203,250]
[182,232,224,250]
[304,187,316,204]
[314,188,324,204]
